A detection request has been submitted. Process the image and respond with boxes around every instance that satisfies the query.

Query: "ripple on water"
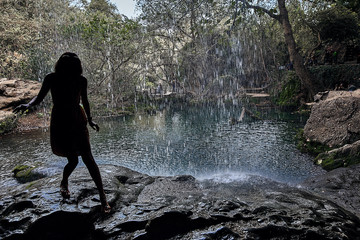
[0,106,325,188]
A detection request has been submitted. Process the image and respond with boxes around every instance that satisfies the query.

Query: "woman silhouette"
[14,52,111,213]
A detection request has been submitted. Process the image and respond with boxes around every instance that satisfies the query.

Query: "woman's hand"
[89,119,100,132]
[13,104,30,114]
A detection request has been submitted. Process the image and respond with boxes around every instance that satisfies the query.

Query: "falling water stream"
[0,104,325,187]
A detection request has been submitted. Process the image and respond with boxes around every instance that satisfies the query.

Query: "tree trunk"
[277,0,317,99]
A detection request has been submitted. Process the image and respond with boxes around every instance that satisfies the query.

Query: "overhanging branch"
[239,0,281,22]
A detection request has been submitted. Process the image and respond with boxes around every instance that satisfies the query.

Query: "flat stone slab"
[1,165,360,239]
[245,93,270,98]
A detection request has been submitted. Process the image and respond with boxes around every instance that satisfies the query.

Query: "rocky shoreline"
[1,164,360,240]
[303,89,360,170]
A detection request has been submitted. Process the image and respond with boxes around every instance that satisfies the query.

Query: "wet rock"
[12,164,46,183]
[2,201,35,216]
[24,211,105,240]
[143,211,193,239]
[303,163,360,219]
[202,226,240,239]
[315,140,360,170]
[0,165,360,240]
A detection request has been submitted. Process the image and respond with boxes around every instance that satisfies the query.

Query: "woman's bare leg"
[60,155,79,198]
[81,152,110,212]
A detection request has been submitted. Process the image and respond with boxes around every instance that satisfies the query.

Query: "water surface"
[0,105,324,186]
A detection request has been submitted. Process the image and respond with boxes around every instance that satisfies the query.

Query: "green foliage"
[1,0,143,113]
[310,64,360,89]
[315,5,359,42]
[125,105,136,113]
[58,9,142,112]
[274,71,301,108]
[23,47,53,81]
[88,0,117,15]
[0,114,18,135]
[2,0,360,114]
[77,13,140,46]
[0,0,38,79]
[273,64,360,108]
[137,103,157,114]
[334,0,360,14]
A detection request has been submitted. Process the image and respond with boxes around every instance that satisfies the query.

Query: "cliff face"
[1,165,359,240]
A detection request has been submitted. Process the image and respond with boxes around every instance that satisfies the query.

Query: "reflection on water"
[0,105,325,186]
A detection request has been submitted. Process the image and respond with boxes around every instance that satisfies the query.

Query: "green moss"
[297,128,360,171]
[315,153,340,171]
[296,129,332,156]
[0,114,18,135]
[12,164,45,183]
[13,165,32,174]
[315,151,360,171]
[26,181,37,189]
[344,154,360,167]
[274,71,301,108]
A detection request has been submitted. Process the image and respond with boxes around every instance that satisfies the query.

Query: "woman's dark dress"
[47,73,91,157]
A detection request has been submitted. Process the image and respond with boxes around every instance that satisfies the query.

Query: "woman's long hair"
[54,52,83,76]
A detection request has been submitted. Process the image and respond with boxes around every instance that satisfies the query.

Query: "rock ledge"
[1,165,359,240]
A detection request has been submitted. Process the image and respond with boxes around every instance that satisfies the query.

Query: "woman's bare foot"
[60,183,70,199]
[100,193,111,213]
[101,202,111,213]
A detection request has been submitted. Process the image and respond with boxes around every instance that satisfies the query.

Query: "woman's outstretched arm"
[13,75,51,113]
[80,77,99,131]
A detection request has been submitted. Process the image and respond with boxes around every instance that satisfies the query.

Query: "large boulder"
[304,90,360,147]
[0,78,41,110]
[1,165,359,239]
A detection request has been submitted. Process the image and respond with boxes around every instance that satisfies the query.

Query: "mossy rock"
[315,150,360,171]
[315,153,344,171]
[297,128,360,171]
[0,113,18,135]
[296,129,332,156]
[12,164,46,183]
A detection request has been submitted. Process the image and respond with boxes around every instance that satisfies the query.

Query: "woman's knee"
[81,152,96,165]
[67,155,79,166]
